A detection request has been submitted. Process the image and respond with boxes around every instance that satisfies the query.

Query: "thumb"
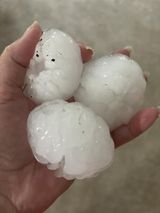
[0,21,42,88]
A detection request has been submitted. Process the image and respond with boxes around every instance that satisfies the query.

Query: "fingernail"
[26,21,40,32]
[144,71,150,81]
[124,46,133,52]
[20,21,42,40]
[140,107,159,131]
[124,46,133,55]
[86,46,95,56]
[86,48,94,56]
[86,45,94,51]
[113,46,133,57]
[21,21,41,39]
[156,106,160,116]
[79,42,95,56]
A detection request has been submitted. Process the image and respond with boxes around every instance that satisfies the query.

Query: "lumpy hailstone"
[75,54,146,130]
[24,29,83,104]
[27,100,114,180]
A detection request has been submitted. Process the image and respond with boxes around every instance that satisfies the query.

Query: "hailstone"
[74,54,146,130]
[24,29,83,104]
[27,100,114,180]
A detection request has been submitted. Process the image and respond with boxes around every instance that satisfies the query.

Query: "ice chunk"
[27,100,114,180]
[75,54,146,130]
[24,29,83,103]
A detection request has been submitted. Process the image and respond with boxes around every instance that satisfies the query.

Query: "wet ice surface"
[24,29,83,104]
[75,54,146,130]
[27,100,115,180]
[25,30,145,180]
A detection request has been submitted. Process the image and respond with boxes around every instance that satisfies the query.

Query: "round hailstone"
[74,54,146,130]
[24,29,83,104]
[27,100,114,180]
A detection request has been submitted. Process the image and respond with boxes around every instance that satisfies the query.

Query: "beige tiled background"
[1,0,160,212]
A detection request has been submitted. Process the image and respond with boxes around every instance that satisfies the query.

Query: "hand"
[0,22,158,213]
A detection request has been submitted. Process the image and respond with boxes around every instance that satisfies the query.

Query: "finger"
[0,21,42,88]
[113,46,133,57]
[27,98,38,112]
[111,107,159,148]
[114,47,148,82]
[144,71,150,82]
[79,43,94,63]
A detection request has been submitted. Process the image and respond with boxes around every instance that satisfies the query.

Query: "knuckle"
[0,86,14,103]
[4,44,13,55]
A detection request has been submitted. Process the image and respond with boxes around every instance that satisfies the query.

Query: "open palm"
[0,23,158,213]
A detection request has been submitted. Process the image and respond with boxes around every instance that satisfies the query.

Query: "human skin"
[0,22,158,213]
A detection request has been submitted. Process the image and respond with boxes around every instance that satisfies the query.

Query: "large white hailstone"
[27,100,114,180]
[24,29,83,104]
[75,54,146,130]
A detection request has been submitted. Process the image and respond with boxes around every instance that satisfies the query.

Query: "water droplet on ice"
[44,131,48,135]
